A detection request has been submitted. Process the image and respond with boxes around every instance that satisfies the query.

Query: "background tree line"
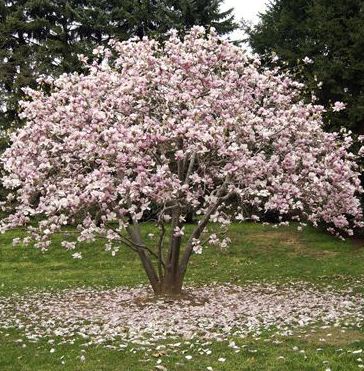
[1,0,363,137]
[0,0,236,142]
[245,0,364,136]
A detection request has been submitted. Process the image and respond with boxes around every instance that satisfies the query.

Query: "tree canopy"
[1,28,362,295]
[245,0,364,135]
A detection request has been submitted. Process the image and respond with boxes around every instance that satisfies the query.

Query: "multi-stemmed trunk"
[126,161,229,295]
[127,192,226,296]
[127,215,186,296]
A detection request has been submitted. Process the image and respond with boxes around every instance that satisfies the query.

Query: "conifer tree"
[245,0,364,134]
[246,0,364,134]
[174,0,237,35]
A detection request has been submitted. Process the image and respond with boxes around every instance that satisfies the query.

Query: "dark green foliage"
[0,0,173,131]
[245,0,364,134]
[173,0,237,35]
[0,0,237,132]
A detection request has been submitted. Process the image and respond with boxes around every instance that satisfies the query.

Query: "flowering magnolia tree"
[1,27,363,295]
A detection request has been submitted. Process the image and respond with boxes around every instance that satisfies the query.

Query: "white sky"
[221,0,270,41]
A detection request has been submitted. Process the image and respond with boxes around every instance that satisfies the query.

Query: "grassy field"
[0,223,363,370]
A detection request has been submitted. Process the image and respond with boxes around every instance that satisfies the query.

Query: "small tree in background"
[245,0,364,135]
[1,28,363,295]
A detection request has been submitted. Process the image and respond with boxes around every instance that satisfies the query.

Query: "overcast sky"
[221,0,269,41]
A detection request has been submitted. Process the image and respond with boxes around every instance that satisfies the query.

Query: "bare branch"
[178,176,231,275]
[126,220,161,293]
[156,222,166,279]
[184,152,196,185]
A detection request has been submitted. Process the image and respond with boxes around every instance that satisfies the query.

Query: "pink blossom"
[332,101,346,112]
[72,252,82,259]
[302,56,314,64]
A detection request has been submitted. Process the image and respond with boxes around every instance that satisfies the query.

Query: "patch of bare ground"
[351,238,364,250]
[245,231,338,258]
[302,327,364,346]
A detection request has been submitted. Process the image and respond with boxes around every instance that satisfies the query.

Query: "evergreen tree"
[174,0,237,35]
[245,0,364,134]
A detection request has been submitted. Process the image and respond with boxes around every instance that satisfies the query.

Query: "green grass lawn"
[0,223,363,370]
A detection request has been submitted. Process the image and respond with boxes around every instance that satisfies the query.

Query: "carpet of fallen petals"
[0,282,363,351]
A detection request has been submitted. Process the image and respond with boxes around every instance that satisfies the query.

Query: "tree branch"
[156,222,166,279]
[178,177,230,276]
[184,152,196,185]
[126,220,161,293]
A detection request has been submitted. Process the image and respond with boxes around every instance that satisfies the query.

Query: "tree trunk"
[128,180,228,296]
[127,223,161,294]
[185,208,195,224]
[159,273,183,296]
